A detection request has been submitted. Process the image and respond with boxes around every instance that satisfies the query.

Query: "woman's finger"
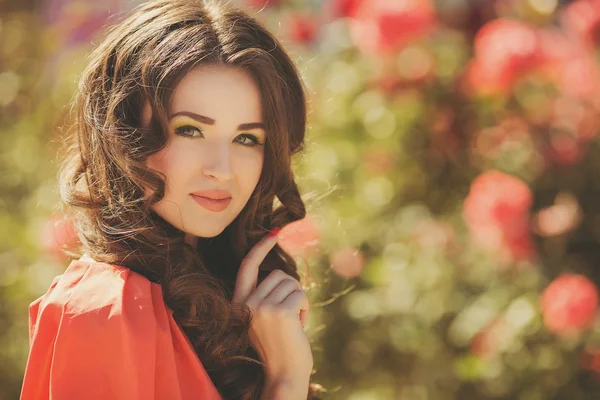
[232,231,280,304]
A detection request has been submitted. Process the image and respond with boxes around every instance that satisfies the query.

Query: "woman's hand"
[232,228,313,386]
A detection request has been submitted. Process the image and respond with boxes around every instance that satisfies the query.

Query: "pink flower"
[550,96,599,142]
[38,214,79,259]
[277,215,320,258]
[539,28,600,101]
[548,133,582,166]
[330,247,365,278]
[463,19,546,96]
[463,171,535,262]
[541,274,598,335]
[349,0,437,55]
[561,0,600,49]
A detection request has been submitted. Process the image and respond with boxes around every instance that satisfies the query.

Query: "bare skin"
[232,230,312,399]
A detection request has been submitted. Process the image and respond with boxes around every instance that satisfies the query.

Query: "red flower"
[463,19,546,96]
[38,214,79,260]
[287,13,319,45]
[332,0,363,18]
[349,0,437,55]
[541,274,598,335]
[463,171,534,262]
[277,215,320,258]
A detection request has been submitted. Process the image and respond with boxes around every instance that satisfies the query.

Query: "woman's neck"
[185,233,198,248]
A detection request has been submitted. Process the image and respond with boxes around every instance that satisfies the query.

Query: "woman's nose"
[201,143,234,180]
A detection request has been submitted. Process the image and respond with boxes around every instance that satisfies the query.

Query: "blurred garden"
[4,0,600,398]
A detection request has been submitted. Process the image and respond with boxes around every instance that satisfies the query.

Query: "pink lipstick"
[191,195,231,212]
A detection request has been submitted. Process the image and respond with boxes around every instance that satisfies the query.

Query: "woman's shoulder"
[30,255,170,332]
[22,257,224,400]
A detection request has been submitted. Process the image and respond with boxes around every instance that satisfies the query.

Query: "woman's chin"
[184,228,224,242]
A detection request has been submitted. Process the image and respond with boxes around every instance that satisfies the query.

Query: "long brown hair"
[58,0,323,398]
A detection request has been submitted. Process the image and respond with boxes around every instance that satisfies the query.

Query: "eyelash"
[174,125,264,147]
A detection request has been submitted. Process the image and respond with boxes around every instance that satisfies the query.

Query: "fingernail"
[268,227,281,238]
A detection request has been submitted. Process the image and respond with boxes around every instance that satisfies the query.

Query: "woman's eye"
[237,134,262,147]
[175,125,263,147]
[175,125,203,138]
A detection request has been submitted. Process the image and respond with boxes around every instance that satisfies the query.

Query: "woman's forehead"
[139,65,263,129]
[168,65,263,121]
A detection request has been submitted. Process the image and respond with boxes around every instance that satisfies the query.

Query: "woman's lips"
[190,194,231,212]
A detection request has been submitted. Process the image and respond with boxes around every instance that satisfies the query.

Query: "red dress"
[20,257,223,400]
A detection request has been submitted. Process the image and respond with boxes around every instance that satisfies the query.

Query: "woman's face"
[142,64,265,244]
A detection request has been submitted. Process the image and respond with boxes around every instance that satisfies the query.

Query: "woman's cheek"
[147,145,172,174]
[237,151,264,190]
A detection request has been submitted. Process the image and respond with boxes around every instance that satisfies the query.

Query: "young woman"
[20,0,323,399]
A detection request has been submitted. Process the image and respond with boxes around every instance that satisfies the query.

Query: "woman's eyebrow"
[169,110,265,130]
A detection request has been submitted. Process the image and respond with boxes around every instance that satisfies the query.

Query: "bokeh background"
[4,0,600,398]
